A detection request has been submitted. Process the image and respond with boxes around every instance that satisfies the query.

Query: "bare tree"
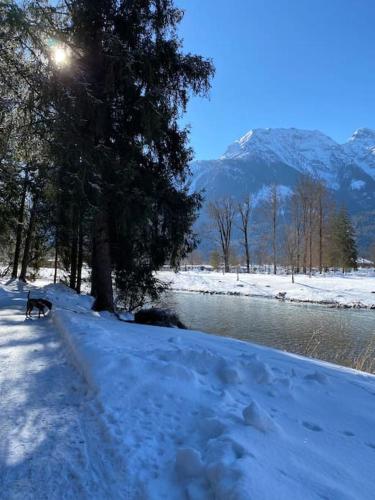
[208,197,236,273]
[291,175,333,275]
[237,194,252,273]
[269,185,279,275]
[285,226,298,283]
[315,179,331,273]
[290,192,302,273]
[295,176,316,275]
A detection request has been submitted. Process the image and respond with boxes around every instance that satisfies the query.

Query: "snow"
[344,128,375,179]
[0,280,127,498]
[1,279,375,498]
[219,126,375,182]
[221,127,347,182]
[350,179,366,190]
[158,270,375,309]
[358,257,374,265]
[252,184,293,205]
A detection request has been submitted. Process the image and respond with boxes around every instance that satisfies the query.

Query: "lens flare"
[52,46,69,66]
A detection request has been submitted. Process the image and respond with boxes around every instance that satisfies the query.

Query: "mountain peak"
[221,127,342,179]
[223,127,337,158]
[348,128,375,143]
[343,128,375,178]
[214,126,375,181]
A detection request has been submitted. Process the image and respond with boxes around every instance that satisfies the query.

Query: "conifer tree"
[328,208,358,272]
[45,0,214,310]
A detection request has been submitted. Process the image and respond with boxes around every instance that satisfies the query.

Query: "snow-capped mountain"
[343,128,375,179]
[222,128,346,185]
[190,127,375,249]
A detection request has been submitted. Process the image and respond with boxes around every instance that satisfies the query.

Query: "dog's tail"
[27,291,30,300]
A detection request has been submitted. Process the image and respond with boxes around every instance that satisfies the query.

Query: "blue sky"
[177,0,375,160]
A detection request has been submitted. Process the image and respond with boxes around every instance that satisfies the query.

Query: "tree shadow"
[0,313,102,497]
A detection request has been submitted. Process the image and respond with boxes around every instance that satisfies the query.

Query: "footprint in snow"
[342,430,355,437]
[199,417,227,440]
[175,448,204,479]
[243,401,278,432]
[219,364,241,384]
[304,370,328,384]
[302,421,323,432]
[365,442,375,450]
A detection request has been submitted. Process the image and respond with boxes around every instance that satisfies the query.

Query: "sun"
[52,46,69,66]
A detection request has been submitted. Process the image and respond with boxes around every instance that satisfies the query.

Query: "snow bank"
[158,270,375,309]
[49,284,375,499]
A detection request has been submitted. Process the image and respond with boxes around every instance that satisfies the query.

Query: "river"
[160,291,375,373]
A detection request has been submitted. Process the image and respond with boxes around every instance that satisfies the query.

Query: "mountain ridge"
[219,127,375,181]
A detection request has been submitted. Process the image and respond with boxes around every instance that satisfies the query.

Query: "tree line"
[0,0,214,311]
[205,176,359,277]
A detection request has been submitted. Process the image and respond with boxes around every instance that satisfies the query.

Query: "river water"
[160,291,375,373]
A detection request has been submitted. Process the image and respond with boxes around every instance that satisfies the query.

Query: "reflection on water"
[159,292,375,373]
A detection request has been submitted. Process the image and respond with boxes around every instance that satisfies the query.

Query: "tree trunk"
[53,227,58,284]
[296,227,300,273]
[309,232,312,277]
[244,232,250,273]
[90,239,97,297]
[303,233,307,274]
[319,199,323,274]
[76,219,84,294]
[92,209,114,312]
[11,169,28,279]
[296,247,300,274]
[19,200,36,282]
[272,187,277,275]
[69,229,78,291]
[224,252,230,273]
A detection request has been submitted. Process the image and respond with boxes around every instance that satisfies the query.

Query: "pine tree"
[1,1,213,308]
[44,0,214,311]
[328,208,358,272]
[0,1,55,278]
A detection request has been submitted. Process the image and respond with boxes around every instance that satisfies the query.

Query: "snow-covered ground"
[20,266,375,308]
[0,281,127,498]
[158,270,375,309]
[1,280,373,498]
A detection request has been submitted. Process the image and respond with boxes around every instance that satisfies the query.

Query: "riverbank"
[158,270,375,309]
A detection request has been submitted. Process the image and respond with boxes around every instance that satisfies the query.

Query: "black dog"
[26,291,53,318]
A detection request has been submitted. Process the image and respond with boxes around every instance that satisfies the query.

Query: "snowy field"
[158,270,375,309]
[14,266,375,309]
[1,279,374,498]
